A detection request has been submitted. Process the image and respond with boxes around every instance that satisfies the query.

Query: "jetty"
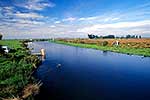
[32,49,46,61]
[32,53,42,56]
[32,48,45,56]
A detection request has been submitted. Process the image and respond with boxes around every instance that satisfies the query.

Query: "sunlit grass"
[0,40,23,49]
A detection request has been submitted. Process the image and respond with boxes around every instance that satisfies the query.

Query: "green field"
[0,40,40,99]
[51,40,150,57]
[0,40,23,49]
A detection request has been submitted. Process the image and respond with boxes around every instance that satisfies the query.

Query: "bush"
[101,41,108,46]
[0,33,2,40]
[0,45,5,54]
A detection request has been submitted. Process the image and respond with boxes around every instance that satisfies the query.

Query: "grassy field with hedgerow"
[0,40,41,100]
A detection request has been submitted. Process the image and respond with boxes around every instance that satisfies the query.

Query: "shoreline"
[0,40,42,100]
[50,40,150,57]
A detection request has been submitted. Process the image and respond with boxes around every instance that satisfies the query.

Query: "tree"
[88,34,96,39]
[103,35,115,39]
[101,41,108,46]
[139,35,142,38]
[0,33,3,40]
[126,35,131,38]
[120,36,124,39]
[135,35,138,38]
[131,35,135,38]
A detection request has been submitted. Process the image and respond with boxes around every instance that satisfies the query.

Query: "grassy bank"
[0,40,23,49]
[51,40,150,57]
[0,40,41,99]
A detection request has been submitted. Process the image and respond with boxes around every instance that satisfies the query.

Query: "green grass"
[0,40,23,49]
[51,40,150,57]
[0,40,40,98]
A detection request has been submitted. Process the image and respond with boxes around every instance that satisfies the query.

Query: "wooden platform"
[32,53,42,56]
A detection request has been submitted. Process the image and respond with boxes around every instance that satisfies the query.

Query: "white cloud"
[50,25,56,28]
[2,6,14,12]
[17,19,44,25]
[14,12,44,19]
[77,20,150,35]
[77,15,120,23]
[54,21,61,24]
[63,17,76,22]
[1,19,150,39]
[103,17,120,22]
[0,6,46,28]
[17,0,55,11]
[1,1,150,39]
[0,6,15,17]
[0,19,44,29]
[0,6,46,22]
[78,16,99,21]
[111,18,120,21]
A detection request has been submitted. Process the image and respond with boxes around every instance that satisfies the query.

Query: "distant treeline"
[22,38,51,42]
[88,34,142,39]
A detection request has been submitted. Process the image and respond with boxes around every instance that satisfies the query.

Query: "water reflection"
[102,50,108,56]
[41,55,46,61]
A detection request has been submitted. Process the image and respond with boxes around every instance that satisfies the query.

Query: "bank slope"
[0,40,41,99]
[50,40,150,57]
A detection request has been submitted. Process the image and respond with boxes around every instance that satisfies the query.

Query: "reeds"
[21,82,42,99]
[1,82,42,100]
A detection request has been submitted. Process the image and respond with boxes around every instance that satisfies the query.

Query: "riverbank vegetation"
[51,38,150,57]
[0,40,41,100]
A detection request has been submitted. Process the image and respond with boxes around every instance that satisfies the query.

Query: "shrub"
[0,33,2,40]
[101,41,108,46]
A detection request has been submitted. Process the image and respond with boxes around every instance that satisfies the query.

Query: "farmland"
[52,38,150,57]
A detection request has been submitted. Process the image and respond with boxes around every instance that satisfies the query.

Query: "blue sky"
[0,0,150,39]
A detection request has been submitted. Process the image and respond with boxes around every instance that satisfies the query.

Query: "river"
[29,41,150,100]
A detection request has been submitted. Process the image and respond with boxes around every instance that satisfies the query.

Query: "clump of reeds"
[1,82,42,100]
[2,97,21,100]
[21,82,42,99]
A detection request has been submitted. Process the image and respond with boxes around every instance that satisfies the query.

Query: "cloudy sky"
[0,0,150,39]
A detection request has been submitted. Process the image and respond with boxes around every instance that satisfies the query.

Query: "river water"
[30,41,150,100]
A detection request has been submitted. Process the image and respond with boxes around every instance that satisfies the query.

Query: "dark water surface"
[30,42,150,100]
